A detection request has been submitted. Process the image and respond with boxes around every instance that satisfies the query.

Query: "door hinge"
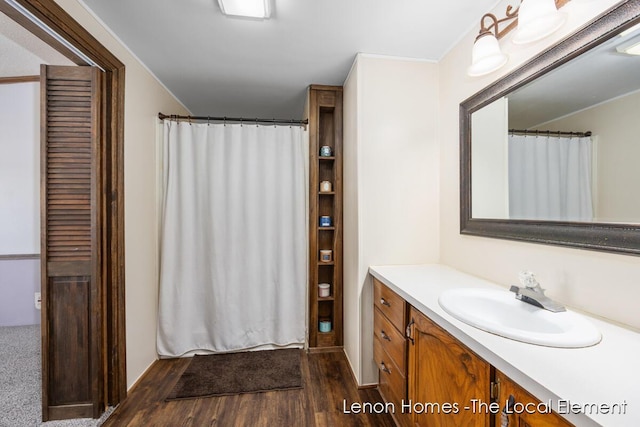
[406,318,415,345]
[490,380,501,400]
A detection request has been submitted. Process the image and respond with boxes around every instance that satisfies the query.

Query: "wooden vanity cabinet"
[373,278,411,427]
[495,371,574,427]
[372,278,574,427]
[408,306,492,427]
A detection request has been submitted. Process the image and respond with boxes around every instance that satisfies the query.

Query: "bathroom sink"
[438,288,601,348]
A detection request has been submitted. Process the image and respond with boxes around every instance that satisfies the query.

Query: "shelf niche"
[306,85,343,349]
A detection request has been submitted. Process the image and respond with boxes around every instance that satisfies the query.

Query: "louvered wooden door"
[41,65,104,420]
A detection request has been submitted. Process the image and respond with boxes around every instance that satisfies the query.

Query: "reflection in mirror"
[461,2,640,255]
[472,20,640,223]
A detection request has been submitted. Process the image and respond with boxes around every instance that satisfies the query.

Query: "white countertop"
[369,264,640,427]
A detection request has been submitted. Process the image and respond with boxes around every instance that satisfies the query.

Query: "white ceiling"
[80,0,499,118]
[0,12,73,77]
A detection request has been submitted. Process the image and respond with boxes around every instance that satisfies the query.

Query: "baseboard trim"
[0,253,40,260]
[126,359,159,393]
[341,348,380,390]
[307,346,343,354]
[357,383,379,390]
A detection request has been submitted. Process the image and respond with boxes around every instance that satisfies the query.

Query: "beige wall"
[536,90,640,223]
[343,54,440,385]
[439,0,640,331]
[56,0,189,388]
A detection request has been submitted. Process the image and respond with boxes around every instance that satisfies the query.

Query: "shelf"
[308,85,343,349]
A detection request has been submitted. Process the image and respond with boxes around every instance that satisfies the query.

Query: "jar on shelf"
[319,319,332,333]
[318,283,331,297]
[319,181,332,192]
[319,250,333,263]
[319,215,332,227]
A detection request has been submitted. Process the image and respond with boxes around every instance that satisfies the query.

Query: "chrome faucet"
[509,271,566,312]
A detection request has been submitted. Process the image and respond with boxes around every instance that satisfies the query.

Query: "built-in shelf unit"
[306,85,343,348]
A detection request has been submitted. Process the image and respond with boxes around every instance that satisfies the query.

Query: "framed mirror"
[460,1,640,255]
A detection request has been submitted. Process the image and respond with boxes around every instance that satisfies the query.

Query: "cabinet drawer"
[374,335,406,405]
[373,278,406,333]
[374,307,406,374]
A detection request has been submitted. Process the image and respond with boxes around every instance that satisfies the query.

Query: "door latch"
[406,318,415,344]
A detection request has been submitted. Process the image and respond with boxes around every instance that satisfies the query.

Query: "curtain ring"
[207,116,210,126]
[273,118,276,128]
[188,115,192,126]
[255,117,259,127]
[223,116,227,127]
[240,117,243,127]
[290,119,293,128]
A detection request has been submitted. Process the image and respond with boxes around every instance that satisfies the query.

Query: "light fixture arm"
[477,5,519,41]
[477,0,569,41]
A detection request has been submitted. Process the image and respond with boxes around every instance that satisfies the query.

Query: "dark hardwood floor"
[103,349,396,427]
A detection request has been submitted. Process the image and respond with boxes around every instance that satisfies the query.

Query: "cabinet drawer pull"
[380,298,391,307]
[380,330,391,341]
[380,361,391,374]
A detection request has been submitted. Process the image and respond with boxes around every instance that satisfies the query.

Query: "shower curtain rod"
[158,113,308,126]
[509,129,592,137]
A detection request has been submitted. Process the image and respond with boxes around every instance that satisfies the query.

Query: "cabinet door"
[496,371,574,427]
[408,307,491,427]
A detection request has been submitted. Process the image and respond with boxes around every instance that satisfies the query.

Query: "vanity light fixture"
[468,16,509,77]
[217,0,271,19]
[512,0,566,44]
[468,0,569,77]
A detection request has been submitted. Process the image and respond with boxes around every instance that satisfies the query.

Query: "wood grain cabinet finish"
[374,278,406,332]
[372,278,578,427]
[307,85,343,348]
[495,371,574,427]
[408,306,491,427]
[372,279,410,427]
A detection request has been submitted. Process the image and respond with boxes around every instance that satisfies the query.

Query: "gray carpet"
[0,325,114,427]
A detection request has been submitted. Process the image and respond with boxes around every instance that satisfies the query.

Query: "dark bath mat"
[166,348,302,400]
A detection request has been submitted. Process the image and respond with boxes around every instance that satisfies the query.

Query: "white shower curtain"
[508,134,593,221]
[157,121,308,357]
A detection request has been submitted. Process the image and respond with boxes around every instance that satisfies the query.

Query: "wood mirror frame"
[460,1,640,256]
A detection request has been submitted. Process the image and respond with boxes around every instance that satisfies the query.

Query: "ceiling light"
[217,0,271,19]
[619,22,640,38]
[512,0,566,45]
[624,43,640,55]
[617,41,640,56]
